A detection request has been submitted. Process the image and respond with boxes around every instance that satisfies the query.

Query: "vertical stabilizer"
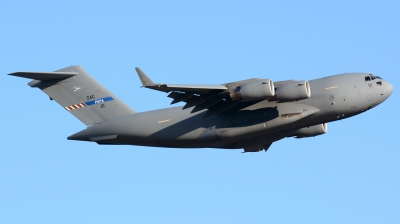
[10,66,135,125]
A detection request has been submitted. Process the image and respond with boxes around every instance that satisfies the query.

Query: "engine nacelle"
[230,79,275,101]
[276,80,311,102]
[291,123,327,138]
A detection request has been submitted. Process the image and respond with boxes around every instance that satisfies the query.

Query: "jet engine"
[291,123,327,138]
[230,79,275,101]
[276,80,311,102]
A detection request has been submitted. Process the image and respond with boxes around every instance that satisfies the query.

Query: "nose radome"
[385,81,393,97]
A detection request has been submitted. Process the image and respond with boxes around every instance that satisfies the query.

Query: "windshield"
[365,74,382,81]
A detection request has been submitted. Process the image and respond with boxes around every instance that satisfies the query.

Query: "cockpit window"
[366,75,383,81]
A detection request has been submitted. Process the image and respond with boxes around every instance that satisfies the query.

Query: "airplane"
[9,66,393,152]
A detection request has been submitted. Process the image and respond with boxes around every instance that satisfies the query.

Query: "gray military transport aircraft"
[9,66,393,152]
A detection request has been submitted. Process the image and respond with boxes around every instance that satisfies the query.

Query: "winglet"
[135,67,155,86]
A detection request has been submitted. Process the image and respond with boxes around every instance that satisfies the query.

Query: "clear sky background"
[1,1,399,223]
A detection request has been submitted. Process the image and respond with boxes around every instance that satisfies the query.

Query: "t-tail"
[9,65,135,125]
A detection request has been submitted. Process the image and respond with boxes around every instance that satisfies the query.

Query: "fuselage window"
[365,76,371,81]
[377,81,382,86]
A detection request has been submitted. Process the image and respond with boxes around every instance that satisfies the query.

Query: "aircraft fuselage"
[68,72,393,150]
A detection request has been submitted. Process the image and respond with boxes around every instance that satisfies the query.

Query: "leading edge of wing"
[145,83,227,93]
[135,67,227,93]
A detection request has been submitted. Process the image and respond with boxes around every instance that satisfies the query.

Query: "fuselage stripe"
[85,97,114,106]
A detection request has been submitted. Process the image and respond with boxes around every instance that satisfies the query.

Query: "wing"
[136,68,238,117]
[135,68,296,118]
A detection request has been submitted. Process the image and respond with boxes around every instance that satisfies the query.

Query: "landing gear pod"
[291,123,328,138]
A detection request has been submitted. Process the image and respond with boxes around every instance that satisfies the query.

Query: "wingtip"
[135,67,155,86]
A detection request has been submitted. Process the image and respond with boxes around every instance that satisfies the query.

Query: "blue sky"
[1,1,399,223]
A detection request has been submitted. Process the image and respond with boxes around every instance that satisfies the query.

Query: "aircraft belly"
[107,107,207,146]
[214,103,320,142]
[85,101,323,148]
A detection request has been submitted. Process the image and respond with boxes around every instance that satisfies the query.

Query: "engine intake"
[291,123,327,138]
[276,80,311,102]
[230,79,275,101]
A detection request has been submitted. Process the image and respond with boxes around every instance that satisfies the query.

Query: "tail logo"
[65,97,114,111]
[85,97,114,105]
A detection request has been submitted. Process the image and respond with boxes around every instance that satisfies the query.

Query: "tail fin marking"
[13,66,136,125]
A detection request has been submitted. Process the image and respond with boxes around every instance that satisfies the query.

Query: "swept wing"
[136,68,300,117]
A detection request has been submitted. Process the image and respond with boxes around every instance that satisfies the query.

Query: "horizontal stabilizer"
[8,71,77,81]
[90,135,118,141]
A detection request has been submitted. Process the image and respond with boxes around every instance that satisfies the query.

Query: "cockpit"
[365,74,383,82]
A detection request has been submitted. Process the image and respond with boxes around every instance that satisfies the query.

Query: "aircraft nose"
[385,80,394,97]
